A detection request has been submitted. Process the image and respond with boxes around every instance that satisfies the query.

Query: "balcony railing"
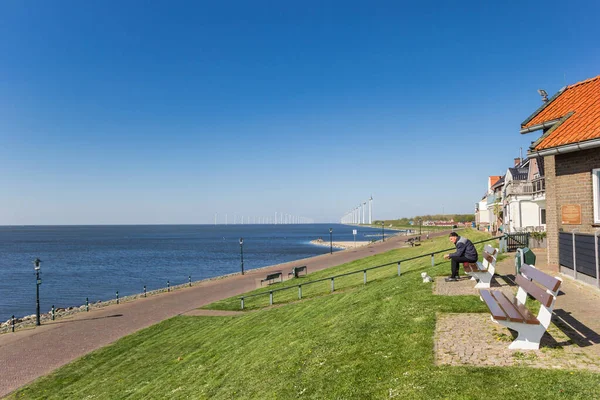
[504,177,545,197]
[532,177,545,194]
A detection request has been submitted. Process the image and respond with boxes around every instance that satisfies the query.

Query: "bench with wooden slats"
[463,245,498,289]
[479,263,562,350]
[288,265,307,278]
[261,271,283,286]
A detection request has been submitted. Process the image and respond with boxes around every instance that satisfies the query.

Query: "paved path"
[434,247,600,369]
[0,230,435,398]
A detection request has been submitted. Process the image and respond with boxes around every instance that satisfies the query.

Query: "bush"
[530,231,547,241]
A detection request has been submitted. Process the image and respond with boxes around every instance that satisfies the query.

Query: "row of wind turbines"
[340,196,373,225]
[213,213,314,225]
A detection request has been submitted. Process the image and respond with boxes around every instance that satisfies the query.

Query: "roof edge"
[520,86,567,127]
[528,112,575,151]
[527,137,600,158]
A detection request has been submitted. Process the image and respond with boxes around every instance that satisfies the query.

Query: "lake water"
[0,224,389,321]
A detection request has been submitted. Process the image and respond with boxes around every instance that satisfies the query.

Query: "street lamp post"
[33,258,42,326]
[239,238,245,275]
[329,228,333,254]
[419,219,422,236]
[381,222,385,242]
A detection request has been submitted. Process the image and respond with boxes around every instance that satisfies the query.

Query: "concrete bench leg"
[508,324,546,350]
[474,272,492,289]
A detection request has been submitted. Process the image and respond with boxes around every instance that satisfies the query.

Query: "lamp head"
[33,258,41,270]
[239,238,243,245]
[329,228,332,233]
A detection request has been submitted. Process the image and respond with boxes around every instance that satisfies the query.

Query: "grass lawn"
[9,230,599,399]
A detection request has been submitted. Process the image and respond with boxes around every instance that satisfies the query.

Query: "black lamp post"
[419,219,422,236]
[239,238,245,275]
[381,222,385,242]
[329,228,333,254]
[33,258,42,326]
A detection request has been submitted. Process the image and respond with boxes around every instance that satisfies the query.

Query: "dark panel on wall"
[559,232,598,278]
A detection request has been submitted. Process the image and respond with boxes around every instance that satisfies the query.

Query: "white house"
[502,158,546,232]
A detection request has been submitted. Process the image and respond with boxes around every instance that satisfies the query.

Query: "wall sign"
[561,204,582,225]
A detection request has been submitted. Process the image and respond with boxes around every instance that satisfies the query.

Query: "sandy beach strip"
[310,239,372,249]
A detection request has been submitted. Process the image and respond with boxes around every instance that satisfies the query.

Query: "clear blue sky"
[1,1,599,225]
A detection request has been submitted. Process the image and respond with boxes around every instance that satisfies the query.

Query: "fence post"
[298,285,302,299]
[431,254,435,268]
[572,229,579,280]
[331,277,335,292]
[363,270,367,285]
[51,305,55,321]
[241,298,244,310]
[11,315,15,333]
[269,291,273,306]
[86,297,89,312]
[397,262,401,276]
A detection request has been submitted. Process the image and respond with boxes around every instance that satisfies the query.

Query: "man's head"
[449,231,459,244]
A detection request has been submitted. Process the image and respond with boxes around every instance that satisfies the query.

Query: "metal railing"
[239,235,503,309]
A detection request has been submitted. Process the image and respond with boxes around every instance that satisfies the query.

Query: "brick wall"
[545,148,600,266]
[545,155,558,265]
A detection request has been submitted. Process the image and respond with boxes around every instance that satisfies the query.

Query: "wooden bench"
[261,271,283,286]
[479,263,562,350]
[463,244,498,289]
[288,265,307,278]
[405,237,421,247]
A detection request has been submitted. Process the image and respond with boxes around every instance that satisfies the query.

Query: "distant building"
[502,157,546,233]
[475,176,501,229]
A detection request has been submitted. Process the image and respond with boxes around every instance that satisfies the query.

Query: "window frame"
[593,169,600,224]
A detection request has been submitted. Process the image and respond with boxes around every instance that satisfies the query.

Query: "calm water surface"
[0,224,390,321]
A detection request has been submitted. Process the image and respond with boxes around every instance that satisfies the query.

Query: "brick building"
[520,75,600,287]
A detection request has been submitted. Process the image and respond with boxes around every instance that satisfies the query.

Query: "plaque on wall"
[561,204,582,225]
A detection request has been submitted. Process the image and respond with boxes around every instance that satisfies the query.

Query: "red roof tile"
[522,75,600,150]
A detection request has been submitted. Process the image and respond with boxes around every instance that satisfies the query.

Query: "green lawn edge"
[9,230,599,399]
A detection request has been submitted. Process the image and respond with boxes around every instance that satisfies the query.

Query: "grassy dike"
[9,230,599,399]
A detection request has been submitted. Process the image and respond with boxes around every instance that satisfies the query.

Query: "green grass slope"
[10,230,599,399]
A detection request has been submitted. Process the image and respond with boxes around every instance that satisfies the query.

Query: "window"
[594,169,600,224]
[540,209,546,225]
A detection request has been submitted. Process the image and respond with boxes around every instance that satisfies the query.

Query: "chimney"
[514,157,521,167]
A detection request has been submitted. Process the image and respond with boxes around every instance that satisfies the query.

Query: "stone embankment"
[0,282,195,334]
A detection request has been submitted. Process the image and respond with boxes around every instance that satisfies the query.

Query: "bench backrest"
[266,273,281,280]
[483,244,498,257]
[480,246,498,273]
[515,263,562,328]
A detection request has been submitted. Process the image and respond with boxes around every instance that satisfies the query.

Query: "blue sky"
[1,1,599,224]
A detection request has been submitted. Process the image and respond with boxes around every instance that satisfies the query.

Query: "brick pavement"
[434,248,600,370]
[0,230,438,398]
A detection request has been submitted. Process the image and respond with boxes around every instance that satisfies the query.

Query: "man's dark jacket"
[449,236,478,261]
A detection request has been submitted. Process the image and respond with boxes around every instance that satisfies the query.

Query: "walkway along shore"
[0,230,433,398]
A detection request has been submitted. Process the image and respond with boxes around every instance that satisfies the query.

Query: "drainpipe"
[528,138,600,157]
[572,229,580,280]
[595,229,600,289]
[518,200,524,232]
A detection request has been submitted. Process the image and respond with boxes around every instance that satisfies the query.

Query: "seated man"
[443,232,478,282]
